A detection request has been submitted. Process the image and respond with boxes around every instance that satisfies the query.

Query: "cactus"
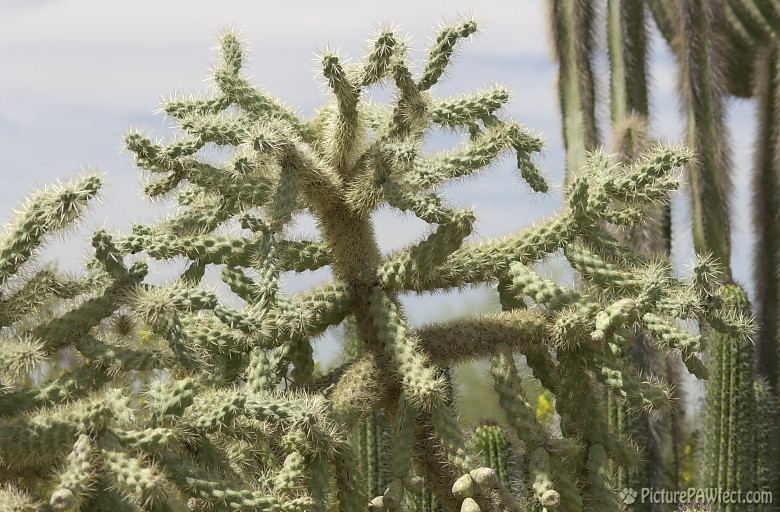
[645,1,780,506]
[0,18,754,512]
[470,422,512,489]
[342,315,393,500]
[699,284,759,511]
[550,2,683,506]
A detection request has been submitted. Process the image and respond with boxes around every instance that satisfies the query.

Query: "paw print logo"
[619,487,638,505]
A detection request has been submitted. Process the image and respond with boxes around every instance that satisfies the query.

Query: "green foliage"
[0,16,755,512]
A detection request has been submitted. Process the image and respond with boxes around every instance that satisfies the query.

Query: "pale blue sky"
[0,1,760,379]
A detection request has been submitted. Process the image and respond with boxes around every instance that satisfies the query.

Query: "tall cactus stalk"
[547,0,599,181]
[675,0,734,270]
[751,40,780,505]
[668,1,773,506]
[752,42,780,398]
[700,284,757,511]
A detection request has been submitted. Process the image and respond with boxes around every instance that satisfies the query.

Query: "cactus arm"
[676,0,733,271]
[388,392,416,488]
[700,283,760,510]
[369,286,446,409]
[378,209,475,289]
[28,263,147,355]
[403,122,544,191]
[320,52,361,178]
[585,444,620,512]
[117,232,330,272]
[428,87,511,130]
[418,19,477,91]
[607,0,649,124]
[416,309,550,365]
[332,444,365,512]
[726,0,777,45]
[158,448,314,511]
[547,0,599,181]
[0,391,120,469]
[0,175,101,286]
[0,363,112,419]
[73,333,175,374]
[0,267,88,327]
[212,33,312,142]
[563,355,639,468]
[49,433,97,511]
[357,27,398,87]
[490,343,571,509]
[647,0,678,51]
[163,93,231,121]
[99,440,171,508]
[0,335,46,380]
[752,46,780,395]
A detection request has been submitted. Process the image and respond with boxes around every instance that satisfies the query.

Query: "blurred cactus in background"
[0,7,772,512]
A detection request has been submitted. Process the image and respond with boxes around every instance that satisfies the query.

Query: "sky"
[0,2,760,395]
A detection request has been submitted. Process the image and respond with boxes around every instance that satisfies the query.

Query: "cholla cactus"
[0,20,752,512]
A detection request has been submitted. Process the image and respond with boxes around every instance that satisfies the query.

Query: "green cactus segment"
[700,283,762,511]
[548,0,599,181]
[418,19,477,91]
[0,391,117,468]
[556,350,637,468]
[359,409,391,498]
[272,450,307,495]
[0,485,43,512]
[0,335,45,378]
[73,334,175,374]
[429,399,473,474]
[490,343,551,452]
[470,423,511,487]
[111,427,180,454]
[417,309,550,365]
[753,46,780,397]
[677,0,733,270]
[0,364,113,420]
[0,267,86,327]
[529,447,561,511]
[147,378,196,424]
[28,262,147,355]
[369,286,446,408]
[305,453,331,512]
[754,379,776,511]
[585,444,619,512]
[0,175,101,286]
[725,0,780,45]
[100,443,170,508]
[333,445,366,512]
[390,392,416,481]
[49,434,97,510]
[607,0,649,123]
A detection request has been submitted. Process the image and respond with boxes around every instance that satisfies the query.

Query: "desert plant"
[0,19,752,512]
